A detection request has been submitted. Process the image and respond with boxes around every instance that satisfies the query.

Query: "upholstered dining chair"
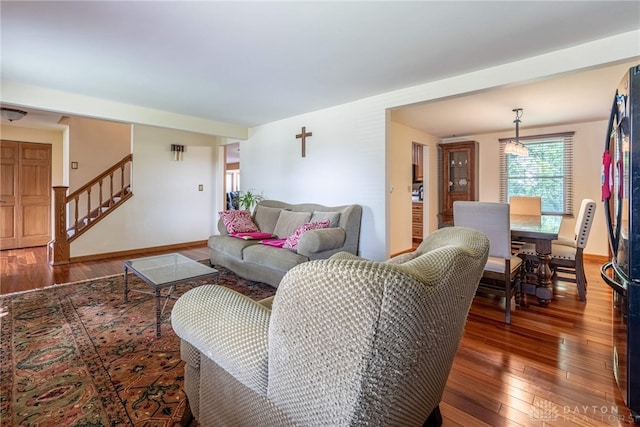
[454,201,523,324]
[518,198,596,301]
[509,196,542,254]
[171,226,489,427]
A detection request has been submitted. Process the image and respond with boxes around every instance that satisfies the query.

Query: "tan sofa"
[172,226,490,426]
[208,200,362,287]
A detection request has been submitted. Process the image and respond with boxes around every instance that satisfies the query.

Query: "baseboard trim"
[69,240,208,263]
[390,248,415,258]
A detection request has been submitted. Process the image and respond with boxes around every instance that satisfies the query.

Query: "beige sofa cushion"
[310,211,340,227]
[254,205,284,234]
[243,244,308,271]
[273,211,312,238]
[208,235,259,258]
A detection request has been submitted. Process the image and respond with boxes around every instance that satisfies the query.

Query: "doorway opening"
[411,142,427,244]
[224,142,240,210]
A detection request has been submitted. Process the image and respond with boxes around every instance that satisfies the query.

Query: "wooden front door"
[0,140,52,250]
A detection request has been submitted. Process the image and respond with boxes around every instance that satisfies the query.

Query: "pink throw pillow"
[219,210,260,234]
[261,238,287,248]
[284,220,330,249]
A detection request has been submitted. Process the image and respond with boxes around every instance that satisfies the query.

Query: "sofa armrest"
[171,285,271,396]
[217,218,229,235]
[297,227,346,256]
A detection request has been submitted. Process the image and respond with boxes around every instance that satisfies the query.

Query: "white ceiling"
[1,1,639,138]
[391,60,640,138]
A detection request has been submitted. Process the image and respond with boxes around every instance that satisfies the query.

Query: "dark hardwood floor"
[0,245,634,425]
[0,244,210,295]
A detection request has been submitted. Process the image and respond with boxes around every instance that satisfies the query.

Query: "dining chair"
[509,196,542,254]
[518,199,596,301]
[453,201,523,324]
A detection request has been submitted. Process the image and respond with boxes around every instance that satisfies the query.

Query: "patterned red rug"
[0,265,275,426]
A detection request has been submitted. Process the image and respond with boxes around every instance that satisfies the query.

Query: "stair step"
[67,202,122,236]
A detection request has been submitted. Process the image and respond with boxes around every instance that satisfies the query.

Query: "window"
[226,169,240,192]
[499,132,574,215]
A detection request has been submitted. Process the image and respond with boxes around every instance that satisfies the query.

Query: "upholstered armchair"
[172,226,489,426]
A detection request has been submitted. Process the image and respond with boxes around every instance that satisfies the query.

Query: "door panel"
[0,206,16,241]
[0,140,51,249]
[0,141,18,248]
[19,143,51,247]
[22,205,50,236]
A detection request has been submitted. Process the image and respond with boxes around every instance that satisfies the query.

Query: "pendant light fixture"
[1,107,28,122]
[504,108,529,156]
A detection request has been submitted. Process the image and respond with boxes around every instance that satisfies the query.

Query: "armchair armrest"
[172,285,271,395]
[385,252,418,264]
[297,227,346,256]
[328,251,366,261]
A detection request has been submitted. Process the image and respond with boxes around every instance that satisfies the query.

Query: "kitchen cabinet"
[412,202,423,241]
[412,143,423,182]
[438,141,478,227]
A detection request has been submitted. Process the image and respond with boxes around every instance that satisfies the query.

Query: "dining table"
[510,213,563,306]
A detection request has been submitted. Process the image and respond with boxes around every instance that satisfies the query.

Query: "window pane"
[501,133,573,215]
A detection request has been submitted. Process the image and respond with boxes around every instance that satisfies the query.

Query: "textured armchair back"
[267,227,489,426]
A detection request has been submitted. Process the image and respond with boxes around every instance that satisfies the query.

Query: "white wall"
[240,99,388,261]
[0,124,66,186]
[70,124,220,257]
[388,121,438,254]
[2,81,248,139]
[59,116,131,193]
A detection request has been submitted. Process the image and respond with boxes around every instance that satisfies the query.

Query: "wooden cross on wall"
[296,126,313,157]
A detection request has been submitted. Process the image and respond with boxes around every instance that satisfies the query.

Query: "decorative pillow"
[231,232,275,240]
[261,238,287,248]
[273,210,312,238]
[218,210,260,234]
[284,220,330,249]
[310,211,341,228]
[254,205,285,234]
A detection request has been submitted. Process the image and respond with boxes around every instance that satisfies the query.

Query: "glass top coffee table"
[123,253,218,337]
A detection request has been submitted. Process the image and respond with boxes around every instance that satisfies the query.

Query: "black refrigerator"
[601,64,640,423]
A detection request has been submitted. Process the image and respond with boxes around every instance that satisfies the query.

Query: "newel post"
[52,186,70,265]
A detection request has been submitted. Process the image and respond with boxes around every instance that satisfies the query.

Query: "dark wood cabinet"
[438,141,479,227]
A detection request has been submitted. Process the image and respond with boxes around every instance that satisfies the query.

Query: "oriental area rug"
[0,266,275,427]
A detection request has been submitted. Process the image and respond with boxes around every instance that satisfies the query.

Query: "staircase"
[51,154,133,265]
[65,185,132,239]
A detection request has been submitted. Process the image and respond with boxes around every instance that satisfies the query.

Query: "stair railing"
[51,154,133,264]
